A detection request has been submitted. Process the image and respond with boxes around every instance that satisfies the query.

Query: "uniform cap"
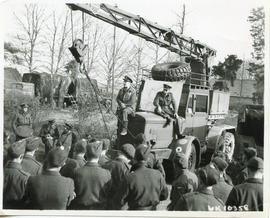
[212,157,228,172]
[173,152,188,169]
[8,140,26,158]
[64,123,73,129]
[247,157,263,170]
[26,137,41,151]
[198,166,219,186]
[75,139,87,154]
[20,103,29,108]
[47,146,68,167]
[134,133,146,146]
[244,147,257,160]
[123,75,133,83]
[120,143,136,159]
[86,141,103,159]
[135,144,150,161]
[163,84,172,89]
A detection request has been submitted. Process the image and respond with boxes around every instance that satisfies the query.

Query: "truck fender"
[169,136,201,168]
[207,124,236,150]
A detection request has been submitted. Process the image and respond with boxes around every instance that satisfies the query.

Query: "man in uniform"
[21,137,42,176]
[70,141,112,210]
[173,166,224,211]
[12,103,33,141]
[116,144,168,210]
[25,146,75,209]
[168,152,198,210]
[39,119,60,156]
[226,157,263,211]
[73,139,87,167]
[3,140,30,209]
[153,84,177,127]
[212,157,233,203]
[116,75,137,135]
[58,123,77,157]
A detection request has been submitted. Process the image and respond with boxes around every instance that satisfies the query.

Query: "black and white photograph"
[0,0,268,216]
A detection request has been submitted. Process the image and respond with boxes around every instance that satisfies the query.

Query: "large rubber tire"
[217,132,235,161]
[151,62,191,81]
[188,143,197,171]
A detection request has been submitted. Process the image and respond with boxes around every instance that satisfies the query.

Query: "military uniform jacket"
[71,162,112,209]
[168,169,198,210]
[26,170,75,210]
[116,87,136,110]
[117,162,168,210]
[13,111,32,128]
[226,178,263,211]
[3,162,30,209]
[212,177,233,204]
[74,155,86,168]
[153,91,176,109]
[174,188,224,211]
[21,154,42,176]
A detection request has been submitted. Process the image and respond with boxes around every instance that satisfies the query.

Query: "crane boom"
[67,3,216,59]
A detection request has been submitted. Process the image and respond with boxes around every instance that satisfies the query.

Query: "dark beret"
[47,146,68,167]
[120,143,135,159]
[212,157,228,172]
[135,144,150,161]
[173,152,188,169]
[86,141,103,159]
[8,140,26,158]
[247,157,263,170]
[123,75,133,83]
[198,167,219,186]
[244,147,257,160]
[26,137,41,151]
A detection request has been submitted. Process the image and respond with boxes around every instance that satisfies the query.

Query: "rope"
[82,12,85,42]
[70,10,74,42]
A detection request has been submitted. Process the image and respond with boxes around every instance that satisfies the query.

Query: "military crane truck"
[67,3,237,170]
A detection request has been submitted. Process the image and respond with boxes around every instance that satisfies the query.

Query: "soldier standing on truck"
[153,84,177,127]
[116,76,137,136]
[12,103,33,141]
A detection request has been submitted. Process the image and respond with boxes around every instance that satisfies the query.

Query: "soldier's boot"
[120,121,128,135]
[163,117,171,128]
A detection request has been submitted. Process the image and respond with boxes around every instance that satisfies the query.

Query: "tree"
[247,7,264,103]
[14,4,46,73]
[212,55,243,86]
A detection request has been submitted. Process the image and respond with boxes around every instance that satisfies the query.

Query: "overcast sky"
[1,0,267,64]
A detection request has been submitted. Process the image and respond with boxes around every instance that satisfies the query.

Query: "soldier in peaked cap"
[70,141,112,210]
[212,157,233,204]
[226,157,263,211]
[173,166,224,211]
[25,146,75,210]
[39,119,60,155]
[21,137,43,176]
[168,152,198,210]
[153,83,177,127]
[3,140,30,209]
[116,75,137,135]
[12,103,33,141]
[115,144,168,210]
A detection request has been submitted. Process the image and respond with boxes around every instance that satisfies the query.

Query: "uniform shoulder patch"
[19,168,31,178]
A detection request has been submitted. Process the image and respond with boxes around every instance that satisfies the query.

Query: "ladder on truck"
[67,3,216,89]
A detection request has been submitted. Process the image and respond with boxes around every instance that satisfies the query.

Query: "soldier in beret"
[168,152,198,210]
[212,157,233,203]
[25,146,75,209]
[103,143,135,209]
[70,141,112,210]
[153,84,177,127]
[3,140,30,209]
[173,167,224,211]
[39,119,60,155]
[116,75,137,135]
[226,157,263,211]
[21,137,43,176]
[234,147,257,185]
[12,103,33,141]
[115,144,168,210]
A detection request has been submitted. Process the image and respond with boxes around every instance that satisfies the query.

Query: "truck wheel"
[188,143,196,171]
[151,62,191,81]
[217,132,235,161]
